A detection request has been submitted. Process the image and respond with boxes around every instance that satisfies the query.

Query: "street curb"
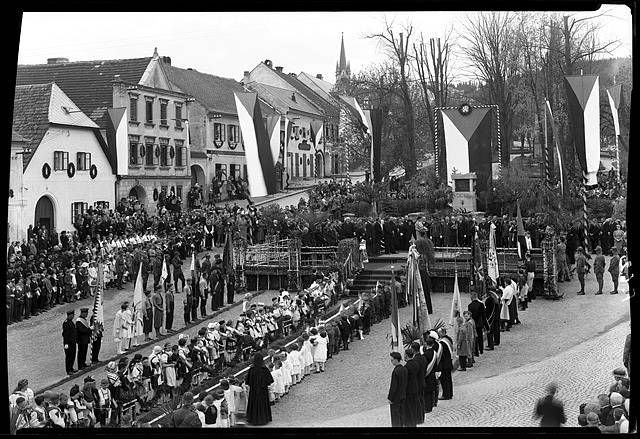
[35,290,268,395]
[253,188,310,207]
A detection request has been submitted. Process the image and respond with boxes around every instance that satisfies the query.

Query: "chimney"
[264,59,273,68]
[316,74,323,80]
[275,66,283,72]
[47,57,69,64]
[162,56,171,65]
[291,92,296,102]
[187,68,193,71]
[289,73,296,78]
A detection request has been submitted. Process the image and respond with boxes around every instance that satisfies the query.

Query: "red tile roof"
[15,57,152,129]
[164,65,245,115]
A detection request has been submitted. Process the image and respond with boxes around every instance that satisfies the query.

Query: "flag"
[449,271,462,326]
[487,222,499,283]
[161,257,168,283]
[407,245,431,334]
[337,95,370,134]
[607,84,622,138]
[440,106,493,190]
[132,264,144,338]
[168,264,176,294]
[516,201,528,259]
[390,272,401,352]
[265,114,282,165]
[545,100,565,196]
[233,91,278,197]
[223,231,234,275]
[190,253,195,274]
[91,263,105,341]
[564,75,600,186]
[309,119,324,148]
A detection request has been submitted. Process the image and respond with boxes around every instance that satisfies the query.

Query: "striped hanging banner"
[390,270,401,352]
[90,263,105,349]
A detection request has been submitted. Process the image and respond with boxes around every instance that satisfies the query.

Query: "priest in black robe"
[245,353,274,426]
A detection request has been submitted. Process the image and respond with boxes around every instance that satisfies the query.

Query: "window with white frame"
[145,137,155,166]
[145,97,154,123]
[129,95,138,122]
[159,138,170,166]
[160,99,168,125]
[175,139,185,167]
[54,151,69,171]
[214,123,225,141]
[71,202,88,222]
[77,152,91,171]
[227,124,239,143]
[175,103,183,128]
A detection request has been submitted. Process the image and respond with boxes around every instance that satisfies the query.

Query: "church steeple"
[336,32,351,82]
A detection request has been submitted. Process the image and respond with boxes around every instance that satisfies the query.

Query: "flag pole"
[544,101,550,185]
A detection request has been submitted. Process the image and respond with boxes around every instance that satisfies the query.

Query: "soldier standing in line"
[165,276,175,333]
[6,278,15,325]
[76,307,92,369]
[63,310,77,375]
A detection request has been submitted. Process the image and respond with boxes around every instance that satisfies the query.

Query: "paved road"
[266,260,630,427]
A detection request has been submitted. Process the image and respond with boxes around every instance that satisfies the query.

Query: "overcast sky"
[18,7,632,84]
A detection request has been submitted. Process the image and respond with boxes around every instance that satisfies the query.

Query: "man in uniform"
[62,310,77,375]
[467,291,486,357]
[152,284,164,338]
[143,290,154,341]
[484,287,500,349]
[410,342,427,424]
[165,276,175,332]
[575,247,591,295]
[421,333,439,413]
[115,251,126,290]
[75,307,92,369]
[608,248,620,295]
[90,305,103,365]
[593,246,606,295]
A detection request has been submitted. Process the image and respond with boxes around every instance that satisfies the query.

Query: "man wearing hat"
[608,248,620,294]
[152,284,164,338]
[593,246,606,295]
[575,247,591,295]
[170,391,202,427]
[62,309,78,375]
[76,307,92,369]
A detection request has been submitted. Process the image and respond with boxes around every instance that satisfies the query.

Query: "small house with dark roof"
[11,82,117,236]
[15,49,192,213]
[164,63,281,199]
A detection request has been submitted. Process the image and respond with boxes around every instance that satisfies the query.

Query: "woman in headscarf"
[245,353,274,426]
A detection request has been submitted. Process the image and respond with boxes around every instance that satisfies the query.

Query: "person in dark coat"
[63,310,77,375]
[467,291,486,356]
[226,272,235,304]
[245,353,274,426]
[533,382,566,427]
[75,308,92,369]
[373,219,383,256]
[484,287,500,349]
[383,219,396,254]
[436,328,454,400]
[421,334,439,413]
[403,348,420,427]
[170,392,202,427]
[410,342,426,423]
[387,351,407,427]
[338,314,351,350]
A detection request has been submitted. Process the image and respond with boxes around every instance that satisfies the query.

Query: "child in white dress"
[271,360,284,402]
[280,352,292,392]
[267,363,276,404]
[301,333,314,376]
[313,330,329,372]
[288,345,301,385]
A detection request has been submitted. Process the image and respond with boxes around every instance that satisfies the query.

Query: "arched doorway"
[190,164,205,187]
[315,151,325,178]
[34,196,54,233]
[128,185,147,211]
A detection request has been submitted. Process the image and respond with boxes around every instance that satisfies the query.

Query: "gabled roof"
[12,83,53,170]
[297,72,335,98]
[271,70,339,118]
[245,82,323,118]
[164,65,245,115]
[13,83,107,171]
[15,57,152,129]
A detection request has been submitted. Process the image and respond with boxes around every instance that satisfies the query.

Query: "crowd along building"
[15,49,192,215]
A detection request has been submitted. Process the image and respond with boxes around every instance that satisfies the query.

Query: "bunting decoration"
[487,222,499,284]
[564,75,601,187]
[545,100,565,196]
[440,105,493,191]
[233,91,278,197]
[390,269,401,352]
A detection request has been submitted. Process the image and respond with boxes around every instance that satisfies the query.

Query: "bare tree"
[367,18,417,178]
[459,11,521,169]
[412,31,454,179]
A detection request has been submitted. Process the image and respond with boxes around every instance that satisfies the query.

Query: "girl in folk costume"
[113,302,129,355]
[212,389,230,428]
[88,261,98,296]
[148,346,164,402]
[242,293,252,313]
[462,311,476,367]
[280,352,292,393]
[97,379,113,427]
[313,330,329,372]
[159,343,177,401]
[271,360,285,402]
[9,379,34,408]
[223,321,237,364]
[102,259,112,290]
[359,238,369,267]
